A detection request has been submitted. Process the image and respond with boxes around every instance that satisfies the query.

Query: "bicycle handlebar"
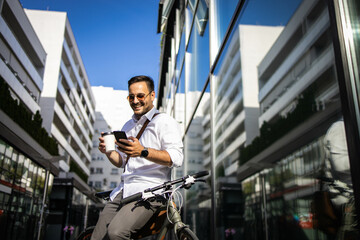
[191,171,209,179]
[120,171,209,205]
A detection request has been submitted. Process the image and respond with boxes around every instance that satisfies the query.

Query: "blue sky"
[20,0,161,91]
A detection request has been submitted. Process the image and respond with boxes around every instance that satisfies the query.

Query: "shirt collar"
[131,107,158,123]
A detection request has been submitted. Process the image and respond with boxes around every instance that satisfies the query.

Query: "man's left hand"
[116,136,143,157]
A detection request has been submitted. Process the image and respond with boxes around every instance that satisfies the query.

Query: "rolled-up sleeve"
[159,116,183,168]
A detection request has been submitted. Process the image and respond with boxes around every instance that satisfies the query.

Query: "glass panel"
[0,139,5,152]
[22,157,30,184]
[165,75,176,115]
[175,30,186,85]
[10,149,18,175]
[213,0,239,52]
[38,168,46,196]
[3,144,13,172]
[184,87,211,240]
[177,65,185,94]
[344,0,360,134]
[187,0,209,91]
[186,0,209,125]
[187,0,197,29]
[24,195,32,215]
[34,165,40,196]
[16,154,24,177]
[27,161,34,193]
[47,173,54,199]
[175,69,185,136]
[0,139,5,168]
[209,0,360,238]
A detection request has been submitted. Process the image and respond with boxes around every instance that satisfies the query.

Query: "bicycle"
[76,171,209,240]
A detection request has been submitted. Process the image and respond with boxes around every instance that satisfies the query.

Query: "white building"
[90,86,133,191]
[25,9,96,177]
[0,0,45,114]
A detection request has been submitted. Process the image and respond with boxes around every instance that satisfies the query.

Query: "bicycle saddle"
[94,190,112,200]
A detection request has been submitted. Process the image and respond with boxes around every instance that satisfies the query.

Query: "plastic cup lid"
[101,131,113,136]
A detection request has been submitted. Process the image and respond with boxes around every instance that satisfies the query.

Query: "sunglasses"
[127,92,151,102]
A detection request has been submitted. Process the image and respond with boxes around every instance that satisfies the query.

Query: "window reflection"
[241,124,358,238]
[159,0,360,238]
[175,30,186,85]
[174,71,185,135]
[210,0,358,238]
[341,0,360,133]
[184,89,211,240]
[187,0,209,92]
[213,0,239,51]
[186,0,209,125]
[0,138,52,230]
[240,0,302,25]
[194,0,208,36]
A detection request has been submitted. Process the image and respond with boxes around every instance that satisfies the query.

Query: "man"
[322,119,359,239]
[91,75,183,239]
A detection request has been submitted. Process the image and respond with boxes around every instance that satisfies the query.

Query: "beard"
[131,102,152,118]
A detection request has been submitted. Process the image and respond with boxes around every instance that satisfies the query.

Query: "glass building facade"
[157,0,360,239]
[0,139,54,240]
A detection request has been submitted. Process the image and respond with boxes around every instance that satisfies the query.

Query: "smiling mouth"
[132,104,142,110]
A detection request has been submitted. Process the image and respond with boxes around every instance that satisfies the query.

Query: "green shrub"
[0,77,58,155]
[69,160,88,183]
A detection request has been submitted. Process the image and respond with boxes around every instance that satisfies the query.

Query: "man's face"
[128,81,155,118]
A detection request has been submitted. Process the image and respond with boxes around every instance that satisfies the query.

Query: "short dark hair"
[128,75,154,92]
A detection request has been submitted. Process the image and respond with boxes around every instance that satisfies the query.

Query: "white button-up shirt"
[110,107,183,200]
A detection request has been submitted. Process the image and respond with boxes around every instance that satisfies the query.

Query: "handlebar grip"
[120,192,142,205]
[191,171,209,179]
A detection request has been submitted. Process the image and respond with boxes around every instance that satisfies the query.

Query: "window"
[94,181,102,188]
[110,182,117,189]
[95,168,103,174]
[111,168,118,175]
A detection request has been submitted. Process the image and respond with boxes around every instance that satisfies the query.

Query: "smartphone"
[113,131,127,143]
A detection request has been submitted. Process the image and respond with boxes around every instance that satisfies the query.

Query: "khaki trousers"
[90,192,164,240]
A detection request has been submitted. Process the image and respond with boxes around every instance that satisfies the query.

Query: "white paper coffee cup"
[102,132,116,152]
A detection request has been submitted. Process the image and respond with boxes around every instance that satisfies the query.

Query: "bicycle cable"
[166,184,184,224]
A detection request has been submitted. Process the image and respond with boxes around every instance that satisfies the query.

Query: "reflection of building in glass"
[156,0,360,239]
[239,0,339,176]
[239,0,346,239]
[258,0,335,126]
[213,24,283,177]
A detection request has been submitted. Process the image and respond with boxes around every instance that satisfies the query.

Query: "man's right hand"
[98,133,123,168]
[98,134,107,153]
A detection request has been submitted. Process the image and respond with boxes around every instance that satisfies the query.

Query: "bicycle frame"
[156,201,184,240]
